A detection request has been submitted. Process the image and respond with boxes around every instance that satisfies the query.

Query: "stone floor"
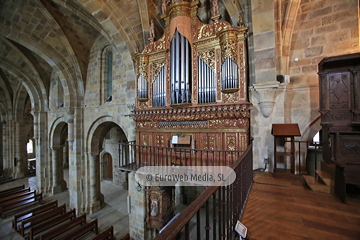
[0,170,129,240]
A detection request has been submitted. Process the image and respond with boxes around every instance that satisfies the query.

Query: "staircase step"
[321,161,335,178]
[303,175,331,193]
[315,170,333,186]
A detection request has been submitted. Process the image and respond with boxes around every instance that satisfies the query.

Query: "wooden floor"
[241,171,360,240]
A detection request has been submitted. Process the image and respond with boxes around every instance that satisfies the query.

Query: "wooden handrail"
[154,143,253,240]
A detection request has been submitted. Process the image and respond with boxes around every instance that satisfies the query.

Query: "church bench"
[0,192,43,218]
[58,218,98,240]
[91,226,114,240]
[39,213,87,240]
[28,208,76,240]
[0,188,33,203]
[19,204,66,236]
[119,233,130,240]
[0,185,25,198]
[12,200,58,231]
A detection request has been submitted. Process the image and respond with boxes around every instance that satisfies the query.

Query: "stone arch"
[79,0,140,56]
[281,0,301,75]
[0,61,43,113]
[85,116,129,213]
[49,117,68,194]
[300,115,322,142]
[0,13,81,109]
[0,72,14,115]
[49,70,66,110]
[295,115,322,174]
[86,116,130,154]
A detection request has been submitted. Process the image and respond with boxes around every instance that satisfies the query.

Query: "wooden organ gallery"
[133,1,251,156]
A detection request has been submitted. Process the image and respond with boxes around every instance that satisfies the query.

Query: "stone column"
[52,146,66,194]
[128,172,152,240]
[33,111,50,194]
[88,153,103,213]
[14,121,27,178]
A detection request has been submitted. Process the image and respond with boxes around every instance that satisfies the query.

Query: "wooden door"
[108,155,113,179]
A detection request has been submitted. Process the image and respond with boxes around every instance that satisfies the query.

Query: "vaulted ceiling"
[0,0,245,118]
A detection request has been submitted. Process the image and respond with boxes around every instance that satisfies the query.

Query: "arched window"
[27,139,34,153]
[102,46,113,103]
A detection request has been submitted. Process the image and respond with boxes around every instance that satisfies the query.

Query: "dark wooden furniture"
[0,188,31,203]
[92,226,115,240]
[13,200,58,231]
[39,214,87,240]
[60,218,98,240]
[272,124,301,174]
[19,204,66,236]
[0,185,25,197]
[0,192,42,218]
[27,209,76,240]
[318,53,360,202]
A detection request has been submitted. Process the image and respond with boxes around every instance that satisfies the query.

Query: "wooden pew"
[92,226,115,240]
[12,200,58,231]
[19,204,66,236]
[39,213,87,240]
[0,189,33,203]
[0,187,29,200]
[0,185,25,197]
[28,209,76,240]
[0,192,43,218]
[59,219,98,240]
[119,233,130,240]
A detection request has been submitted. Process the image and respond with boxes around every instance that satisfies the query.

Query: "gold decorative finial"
[237,12,244,27]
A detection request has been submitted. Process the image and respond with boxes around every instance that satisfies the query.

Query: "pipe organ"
[133,0,251,153]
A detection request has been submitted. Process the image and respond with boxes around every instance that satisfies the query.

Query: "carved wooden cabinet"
[318,53,360,202]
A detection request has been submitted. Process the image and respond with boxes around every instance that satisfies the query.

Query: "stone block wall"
[290,0,359,86]
[250,0,359,171]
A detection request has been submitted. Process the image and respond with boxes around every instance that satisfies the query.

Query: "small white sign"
[235,220,247,238]
[172,135,178,144]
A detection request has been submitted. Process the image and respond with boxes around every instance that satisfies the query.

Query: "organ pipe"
[170,29,191,105]
[198,57,216,104]
[153,65,167,107]
[138,75,148,99]
[221,57,239,90]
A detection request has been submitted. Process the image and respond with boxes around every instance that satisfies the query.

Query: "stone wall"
[290,0,359,86]
[250,0,359,172]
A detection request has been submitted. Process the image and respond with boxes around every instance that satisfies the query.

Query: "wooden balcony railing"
[153,143,253,240]
[118,141,245,171]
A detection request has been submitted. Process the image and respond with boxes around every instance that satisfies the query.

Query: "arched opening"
[27,139,36,176]
[88,120,129,215]
[51,121,68,194]
[102,152,113,180]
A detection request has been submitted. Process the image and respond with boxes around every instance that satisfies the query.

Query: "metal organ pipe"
[175,31,179,104]
[184,38,191,103]
[171,33,175,104]
[170,29,192,104]
[153,65,166,107]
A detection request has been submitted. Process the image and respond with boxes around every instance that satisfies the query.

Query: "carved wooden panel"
[327,72,351,110]
[340,135,360,158]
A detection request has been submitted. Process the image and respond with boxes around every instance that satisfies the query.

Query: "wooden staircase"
[303,161,335,194]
